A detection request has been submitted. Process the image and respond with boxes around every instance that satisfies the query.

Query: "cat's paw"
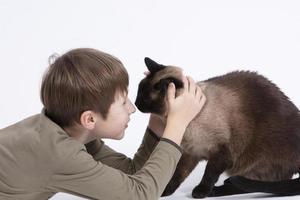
[161,181,181,197]
[161,188,175,197]
[192,184,212,199]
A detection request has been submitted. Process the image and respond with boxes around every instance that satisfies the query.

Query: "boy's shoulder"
[1,113,64,140]
[0,112,86,161]
[0,113,90,192]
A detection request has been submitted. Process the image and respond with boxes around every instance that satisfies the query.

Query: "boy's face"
[94,91,136,139]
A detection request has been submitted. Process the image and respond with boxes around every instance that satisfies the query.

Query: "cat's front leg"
[192,145,232,198]
[162,152,199,196]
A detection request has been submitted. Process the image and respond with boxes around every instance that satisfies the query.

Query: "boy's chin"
[113,131,125,140]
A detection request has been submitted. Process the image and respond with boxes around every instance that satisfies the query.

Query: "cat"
[134,57,300,198]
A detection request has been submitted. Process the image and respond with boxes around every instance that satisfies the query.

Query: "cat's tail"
[229,174,300,196]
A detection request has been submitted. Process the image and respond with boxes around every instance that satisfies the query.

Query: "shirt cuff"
[146,127,160,141]
[160,138,183,154]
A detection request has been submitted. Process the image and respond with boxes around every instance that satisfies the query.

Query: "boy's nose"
[128,100,136,114]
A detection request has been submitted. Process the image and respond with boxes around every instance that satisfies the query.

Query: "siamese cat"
[135,57,300,198]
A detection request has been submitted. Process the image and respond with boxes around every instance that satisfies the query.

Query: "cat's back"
[201,71,300,179]
[205,70,281,95]
[205,70,299,119]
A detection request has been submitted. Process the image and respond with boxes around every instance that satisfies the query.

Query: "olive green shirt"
[0,113,182,200]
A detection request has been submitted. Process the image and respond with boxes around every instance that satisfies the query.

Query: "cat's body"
[135,58,300,198]
[184,71,300,181]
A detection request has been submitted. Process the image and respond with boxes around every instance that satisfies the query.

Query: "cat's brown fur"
[135,57,300,198]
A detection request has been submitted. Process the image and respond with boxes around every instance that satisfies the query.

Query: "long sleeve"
[48,139,182,200]
[0,113,182,200]
[85,128,160,174]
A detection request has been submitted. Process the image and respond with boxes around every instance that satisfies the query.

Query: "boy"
[0,48,206,200]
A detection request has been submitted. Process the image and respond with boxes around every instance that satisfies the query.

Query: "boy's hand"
[148,76,205,138]
[167,76,206,128]
[162,76,206,145]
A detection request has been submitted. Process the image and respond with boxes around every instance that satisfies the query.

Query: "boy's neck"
[63,125,96,144]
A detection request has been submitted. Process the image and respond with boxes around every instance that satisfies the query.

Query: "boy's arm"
[48,139,182,200]
[85,127,160,174]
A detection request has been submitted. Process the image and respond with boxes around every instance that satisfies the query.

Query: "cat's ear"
[144,57,166,73]
[154,77,184,92]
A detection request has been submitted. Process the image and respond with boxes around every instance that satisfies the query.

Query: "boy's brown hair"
[40,48,129,127]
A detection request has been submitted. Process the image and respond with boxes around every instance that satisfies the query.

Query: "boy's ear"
[154,77,184,92]
[80,111,96,130]
[144,57,166,74]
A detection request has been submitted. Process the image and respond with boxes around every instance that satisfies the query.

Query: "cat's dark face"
[135,57,184,116]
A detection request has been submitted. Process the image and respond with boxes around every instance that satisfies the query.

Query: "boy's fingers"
[187,76,196,94]
[199,93,206,106]
[182,76,188,93]
[195,86,202,100]
[167,82,176,103]
[144,71,150,76]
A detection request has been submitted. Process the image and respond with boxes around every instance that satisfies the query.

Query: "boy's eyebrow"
[121,93,128,103]
[120,91,128,100]
[123,90,128,98]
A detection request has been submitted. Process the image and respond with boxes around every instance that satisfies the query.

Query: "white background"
[1,0,300,199]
